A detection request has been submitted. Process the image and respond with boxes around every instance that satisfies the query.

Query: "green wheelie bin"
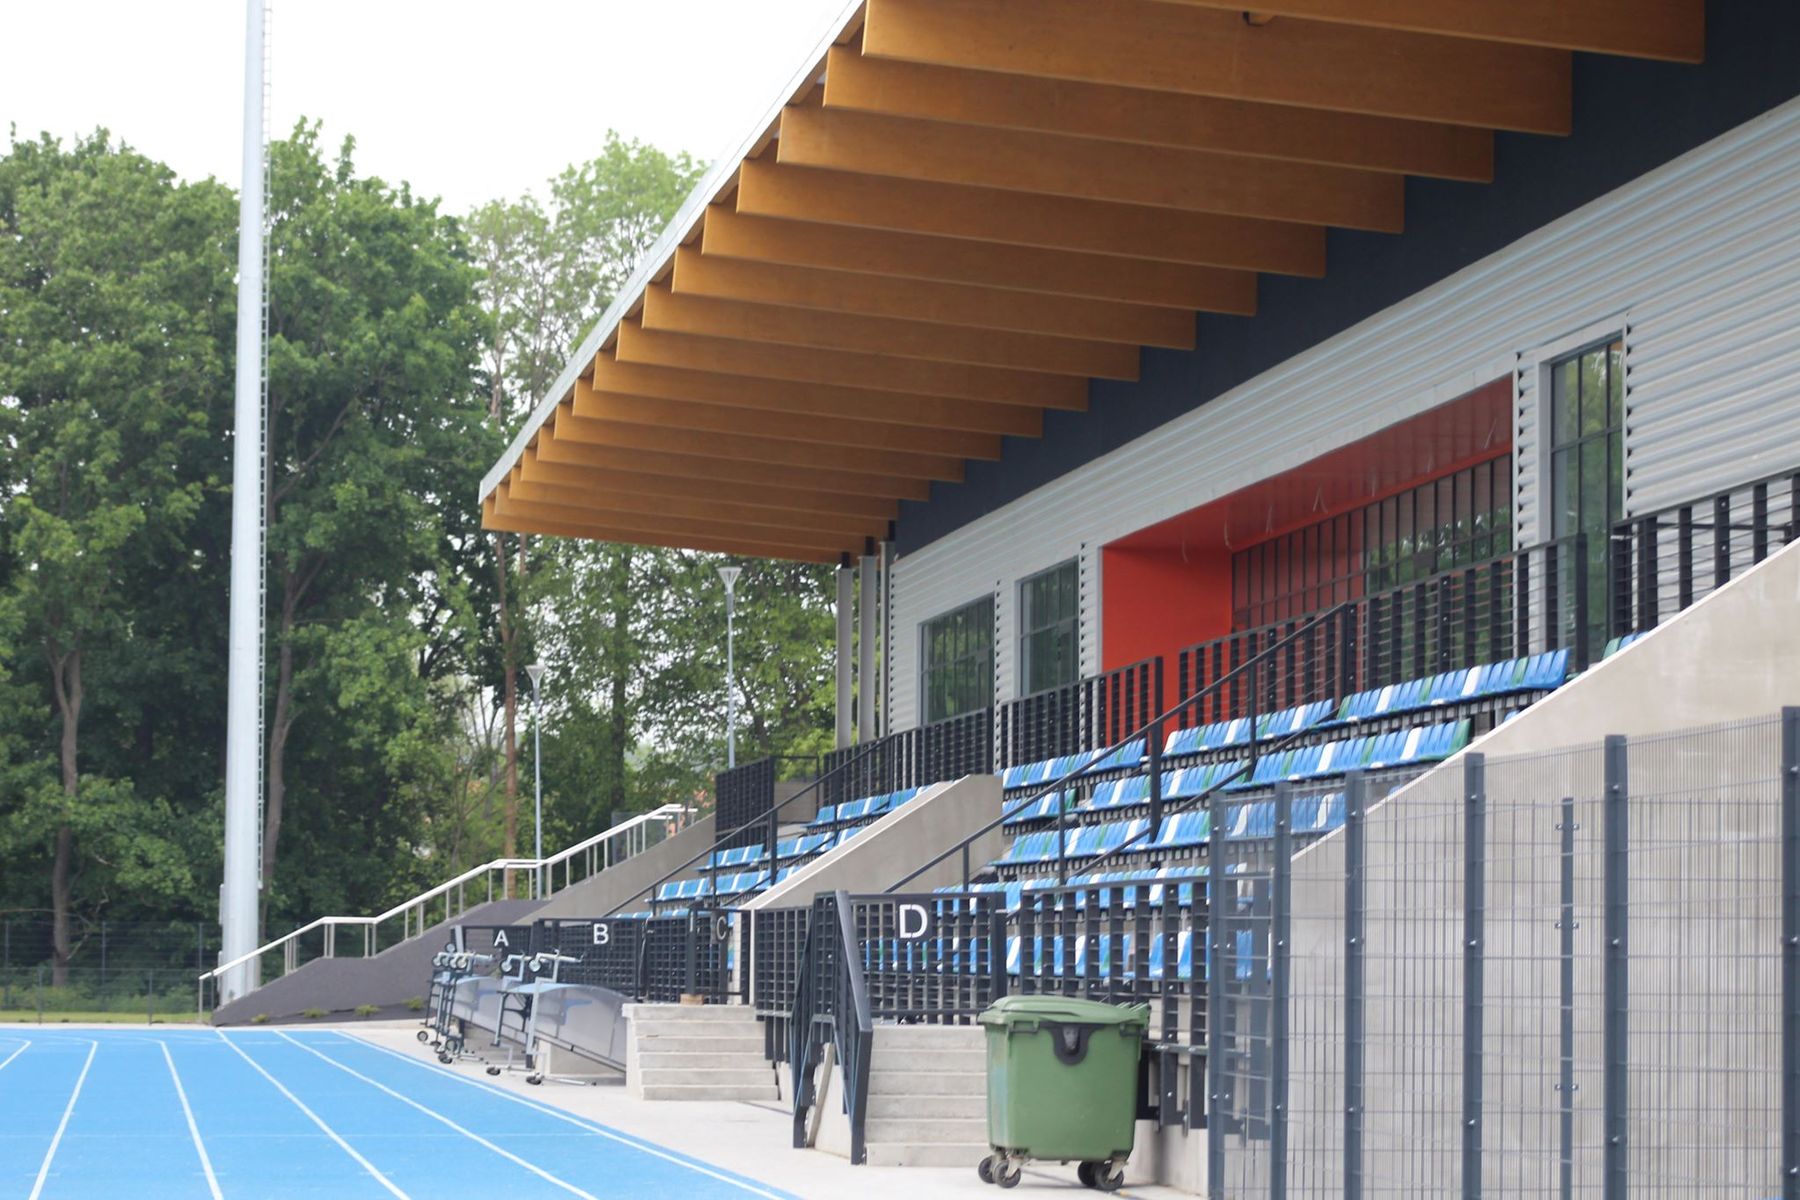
[976,994,1149,1191]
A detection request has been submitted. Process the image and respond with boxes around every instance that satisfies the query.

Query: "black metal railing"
[790,891,876,1163]
[819,708,994,808]
[532,912,737,1004]
[997,655,1164,768]
[752,904,810,1060]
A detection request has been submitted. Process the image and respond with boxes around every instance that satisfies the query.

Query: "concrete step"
[865,1141,990,1169]
[864,1117,989,1145]
[871,1024,985,1051]
[634,1032,764,1055]
[638,1083,780,1102]
[866,1092,985,1119]
[869,1068,984,1096]
[636,1065,774,1087]
[624,1003,756,1024]
[876,1047,986,1075]
[636,1051,770,1072]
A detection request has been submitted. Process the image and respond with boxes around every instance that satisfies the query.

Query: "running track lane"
[0,1029,797,1199]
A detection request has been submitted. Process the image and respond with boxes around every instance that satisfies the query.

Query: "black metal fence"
[529,912,737,1005]
[1,919,216,1019]
[997,655,1164,767]
[819,707,994,807]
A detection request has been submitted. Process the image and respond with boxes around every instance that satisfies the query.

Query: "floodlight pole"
[526,662,545,897]
[220,0,268,1005]
[718,567,742,769]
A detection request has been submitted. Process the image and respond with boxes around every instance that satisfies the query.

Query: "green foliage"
[302,1008,326,1020]
[404,995,425,1012]
[354,1003,380,1017]
[251,1013,270,1025]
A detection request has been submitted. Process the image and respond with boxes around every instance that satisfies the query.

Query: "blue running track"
[0,1028,796,1199]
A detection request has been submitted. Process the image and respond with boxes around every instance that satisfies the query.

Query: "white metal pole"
[533,690,542,896]
[220,0,267,1005]
[835,564,853,748]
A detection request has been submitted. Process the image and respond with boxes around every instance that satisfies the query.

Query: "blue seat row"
[1232,720,1468,788]
[1000,739,1147,791]
[1329,651,1567,725]
[1162,700,1335,758]
[710,818,886,870]
[1087,760,1250,811]
[655,865,799,903]
[811,787,922,827]
[1001,929,1260,982]
[1001,789,1078,827]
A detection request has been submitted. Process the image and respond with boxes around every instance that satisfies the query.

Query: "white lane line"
[161,1042,224,1200]
[339,1033,792,1200]
[28,1039,96,1200]
[0,1039,31,1073]
[216,1032,410,1200]
[276,1032,598,1200]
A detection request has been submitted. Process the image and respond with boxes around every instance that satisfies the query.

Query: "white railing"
[197,804,693,1008]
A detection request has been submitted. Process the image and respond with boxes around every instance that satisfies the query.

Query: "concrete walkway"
[352,1022,1194,1198]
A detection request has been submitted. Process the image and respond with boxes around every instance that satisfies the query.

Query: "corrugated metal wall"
[887,97,1800,731]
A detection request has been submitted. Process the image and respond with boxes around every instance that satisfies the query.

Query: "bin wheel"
[416,1029,431,1043]
[977,1155,996,1184]
[995,1161,1021,1189]
[1094,1165,1125,1193]
[1077,1161,1098,1187]
[527,1073,544,1086]
[437,1051,453,1064]
[485,1066,502,1076]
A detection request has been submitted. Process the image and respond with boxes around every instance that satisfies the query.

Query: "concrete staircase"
[624,1003,780,1102]
[863,1024,988,1168]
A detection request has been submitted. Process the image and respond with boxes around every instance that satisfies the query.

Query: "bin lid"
[979,994,1150,1031]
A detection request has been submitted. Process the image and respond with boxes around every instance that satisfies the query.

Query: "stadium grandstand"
[204,1,1800,1193]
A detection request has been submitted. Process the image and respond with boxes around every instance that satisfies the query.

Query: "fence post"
[1207,777,1229,1198]
[1713,493,1732,589]
[1270,783,1292,1200]
[1147,719,1164,845]
[1782,707,1800,1200]
[1559,794,1577,1200]
[1344,771,1366,1200]
[1603,734,1629,1199]
[1572,533,1592,670]
[1463,752,1486,1200]
[147,968,155,1026]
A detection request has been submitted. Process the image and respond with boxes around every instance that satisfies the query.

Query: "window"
[1018,561,1080,696]
[1548,336,1625,652]
[920,596,995,723]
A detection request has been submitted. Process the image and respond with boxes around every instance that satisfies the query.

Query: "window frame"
[1016,559,1081,697]
[918,594,996,724]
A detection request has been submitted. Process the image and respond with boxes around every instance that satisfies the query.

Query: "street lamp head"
[717,565,743,596]
[525,662,545,692]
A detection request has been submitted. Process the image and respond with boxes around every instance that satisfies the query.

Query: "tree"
[466,132,701,879]
[255,122,486,931]
[0,132,236,981]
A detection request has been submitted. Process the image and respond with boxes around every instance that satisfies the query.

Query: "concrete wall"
[532,814,716,920]
[745,775,1004,911]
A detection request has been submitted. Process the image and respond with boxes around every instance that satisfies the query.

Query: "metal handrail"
[886,602,1357,893]
[198,803,690,988]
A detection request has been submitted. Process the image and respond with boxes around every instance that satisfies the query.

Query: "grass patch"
[0,1010,210,1025]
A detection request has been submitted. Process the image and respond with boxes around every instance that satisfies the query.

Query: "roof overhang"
[480,0,1704,564]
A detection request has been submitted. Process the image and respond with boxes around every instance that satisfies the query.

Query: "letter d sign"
[897,903,930,941]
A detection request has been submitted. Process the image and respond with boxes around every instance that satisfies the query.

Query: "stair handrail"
[886,602,1356,893]
[788,891,875,1164]
[198,803,691,993]
[624,737,889,913]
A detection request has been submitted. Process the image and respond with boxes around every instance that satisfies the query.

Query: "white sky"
[1,0,849,213]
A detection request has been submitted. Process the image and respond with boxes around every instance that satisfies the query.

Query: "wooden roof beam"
[778,102,1404,231]
[1159,0,1703,63]
[862,0,1572,135]
[529,431,934,502]
[590,346,1045,436]
[549,402,967,482]
[568,375,1005,460]
[641,281,1141,380]
[484,494,851,563]
[519,446,900,521]
[703,203,1253,310]
[614,315,1088,409]
[820,46,1492,182]
[506,468,888,540]
[671,247,1200,347]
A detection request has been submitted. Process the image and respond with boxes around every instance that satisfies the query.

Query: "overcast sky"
[1,0,849,213]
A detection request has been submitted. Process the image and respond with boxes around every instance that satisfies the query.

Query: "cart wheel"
[995,1159,1021,1189]
[445,1037,463,1055]
[485,1066,502,1076]
[1095,1165,1125,1193]
[527,1073,544,1086]
[437,1052,453,1064]
[416,1029,431,1043]
[1077,1161,1098,1188]
[977,1155,996,1184]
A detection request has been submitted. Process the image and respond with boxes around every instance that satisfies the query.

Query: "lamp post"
[525,661,545,897]
[717,567,741,769]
